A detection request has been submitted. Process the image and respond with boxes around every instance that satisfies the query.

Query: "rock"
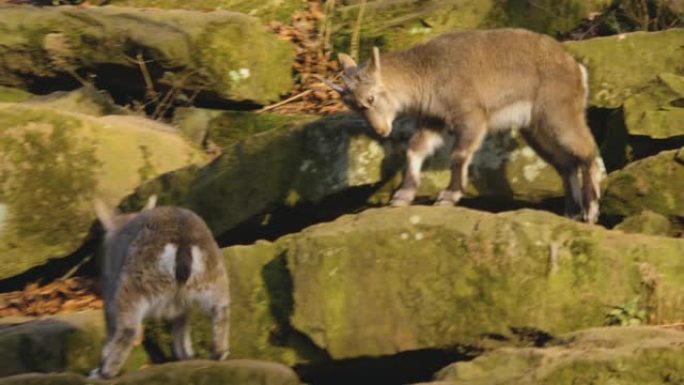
[112,359,300,385]
[614,210,674,237]
[221,206,684,363]
[0,5,294,105]
[0,311,146,377]
[101,0,307,23]
[128,113,565,240]
[622,72,684,139]
[601,148,684,218]
[0,85,32,103]
[563,28,684,109]
[21,87,126,117]
[434,326,684,385]
[330,0,608,54]
[0,104,206,280]
[0,373,87,385]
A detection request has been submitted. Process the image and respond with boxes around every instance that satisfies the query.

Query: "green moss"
[207,111,314,148]
[102,0,306,23]
[438,326,684,385]
[0,104,206,280]
[563,28,684,108]
[602,148,684,218]
[615,210,674,236]
[0,86,32,103]
[221,207,684,362]
[623,73,684,139]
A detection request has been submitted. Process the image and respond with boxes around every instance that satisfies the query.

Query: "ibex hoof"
[434,190,462,206]
[213,351,230,361]
[88,368,104,380]
[389,198,411,207]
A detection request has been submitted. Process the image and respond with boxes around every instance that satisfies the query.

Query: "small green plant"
[604,297,648,326]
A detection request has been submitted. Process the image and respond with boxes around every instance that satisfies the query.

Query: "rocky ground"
[0,1,682,384]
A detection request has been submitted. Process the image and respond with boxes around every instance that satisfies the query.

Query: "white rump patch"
[488,101,533,131]
[158,243,177,277]
[191,246,205,276]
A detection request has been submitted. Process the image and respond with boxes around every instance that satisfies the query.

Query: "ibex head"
[321,47,397,137]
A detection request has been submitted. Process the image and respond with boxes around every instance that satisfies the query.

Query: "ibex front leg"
[390,129,445,206]
[435,116,486,206]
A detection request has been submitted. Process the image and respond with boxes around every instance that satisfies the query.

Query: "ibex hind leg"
[93,305,145,379]
[580,157,601,224]
[171,313,194,360]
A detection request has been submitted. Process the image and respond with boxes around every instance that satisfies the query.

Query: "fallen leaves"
[0,277,102,317]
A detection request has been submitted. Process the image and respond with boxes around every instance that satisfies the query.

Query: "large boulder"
[129,113,564,240]
[0,5,294,105]
[601,147,684,218]
[434,326,684,385]
[222,206,684,364]
[0,104,206,280]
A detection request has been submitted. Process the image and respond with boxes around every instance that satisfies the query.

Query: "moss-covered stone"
[330,0,608,56]
[222,206,684,362]
[614,210,675,237]
[563,28,684,109]
[0,5,294,105]
[0,85,32,103]
[623,72,684,139]
[21,87,126,117]
[601,147,684,218]
[0,311,146,377]
[101,0,306,23]
[0,356,298,385]
[129,113,567,240]
[111,359,300,385]
[435,326,684,385]
[0,104,206,280]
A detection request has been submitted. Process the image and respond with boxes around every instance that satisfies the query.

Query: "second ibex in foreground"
[90,196,230,378]
[327,28,602,223]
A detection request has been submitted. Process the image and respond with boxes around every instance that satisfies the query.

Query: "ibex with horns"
[322,28,602,223]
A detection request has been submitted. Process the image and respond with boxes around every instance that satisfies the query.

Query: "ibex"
[90,196,230,378]
[325,28,601,223]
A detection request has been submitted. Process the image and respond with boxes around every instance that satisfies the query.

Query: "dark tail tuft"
[175,243,192,284]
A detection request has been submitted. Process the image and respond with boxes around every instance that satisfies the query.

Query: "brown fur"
[91,196,230,378]
[336,29,601,223]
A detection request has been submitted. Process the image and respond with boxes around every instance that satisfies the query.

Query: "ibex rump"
[330,29,601,223]
[90,196,230,378]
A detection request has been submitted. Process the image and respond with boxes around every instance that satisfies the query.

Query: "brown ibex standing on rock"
[324,28,602,223]
[90,196,230,378]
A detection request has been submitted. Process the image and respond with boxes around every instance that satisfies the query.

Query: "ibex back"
[331,28,601,223]
[91,196,230,378]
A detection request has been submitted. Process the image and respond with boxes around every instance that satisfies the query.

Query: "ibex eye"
[367,95,375,106]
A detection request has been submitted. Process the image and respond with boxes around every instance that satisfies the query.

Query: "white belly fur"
[488,101,532,131]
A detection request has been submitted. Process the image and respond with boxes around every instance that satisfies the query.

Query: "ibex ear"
[143,195,157,211]
[338,53,358,77]
[370,46,381,73]
[94,199,116,232]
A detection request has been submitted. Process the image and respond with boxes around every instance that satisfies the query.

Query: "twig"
[350,0,367,61]
[257,89,313,113]
[135,51,158,101]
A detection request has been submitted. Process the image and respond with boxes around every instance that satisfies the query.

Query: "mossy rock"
[329,0,608,56]
[614,210,675,237]
[601,147,684,218]
[563,28,684,109]
[221,206,684,362]
[129,113,567,240]
[623,72,684,139]
[0,85,32,103]
[435,326,684,385]
[100,0,306,23]
[0,5,293,105]
[0,104,206,280]
[0,373,87,385]
[21,87,126,117]
[0,311,146,377]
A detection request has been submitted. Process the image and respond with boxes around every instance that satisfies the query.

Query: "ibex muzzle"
[328,29,602,223]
